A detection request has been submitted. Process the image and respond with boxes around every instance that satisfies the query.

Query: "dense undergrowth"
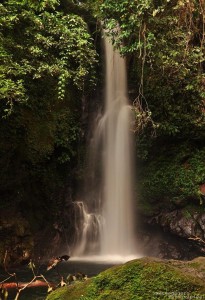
[138,142,205,215]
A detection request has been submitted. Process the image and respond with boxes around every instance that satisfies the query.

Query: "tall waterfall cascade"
[72,34,138,261]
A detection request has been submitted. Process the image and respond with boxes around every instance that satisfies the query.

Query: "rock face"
[146,207,205,256]
[140,224,202,260]
[0,209,33,265]
[158,210,205,239]
[0,196,81,267]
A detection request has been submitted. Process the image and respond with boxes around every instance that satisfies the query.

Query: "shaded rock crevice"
[145,207,205,257]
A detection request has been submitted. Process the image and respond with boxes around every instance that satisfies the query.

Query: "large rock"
[140,224,202,260]
[148,208,205,255]
[46,256,205,300]
[155,209,205,239]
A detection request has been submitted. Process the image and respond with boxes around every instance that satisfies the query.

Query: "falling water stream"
[72,34,138,262]
[100,35,136,256]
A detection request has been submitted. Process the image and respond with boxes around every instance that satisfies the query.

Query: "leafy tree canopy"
[98,0,205,140]
[0,0,97,115]
[0,0,98,213]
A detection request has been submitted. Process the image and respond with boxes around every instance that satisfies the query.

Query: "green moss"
[46,257,205,300]
[46,281,92,300]
[138,199,161,217]
[187,257,205,272]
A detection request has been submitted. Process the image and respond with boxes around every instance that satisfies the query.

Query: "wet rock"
[159,210,205,239]
[140,223,202,260]
[147,208,205,256]
[198,213,205,233]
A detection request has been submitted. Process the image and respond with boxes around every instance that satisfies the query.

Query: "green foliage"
[138,142,205,209]
[0,0,97,115]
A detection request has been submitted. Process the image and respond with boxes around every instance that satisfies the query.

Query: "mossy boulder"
[46,257,205,300]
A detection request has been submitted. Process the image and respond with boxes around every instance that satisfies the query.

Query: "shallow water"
[0,260,117,300]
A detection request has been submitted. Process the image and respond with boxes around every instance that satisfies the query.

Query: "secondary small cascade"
[72,33,137,258]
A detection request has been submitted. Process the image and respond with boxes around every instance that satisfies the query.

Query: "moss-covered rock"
[46,257,205,300]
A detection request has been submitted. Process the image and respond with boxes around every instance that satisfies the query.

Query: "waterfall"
[72,34,137,260]
[100,36,136,256]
